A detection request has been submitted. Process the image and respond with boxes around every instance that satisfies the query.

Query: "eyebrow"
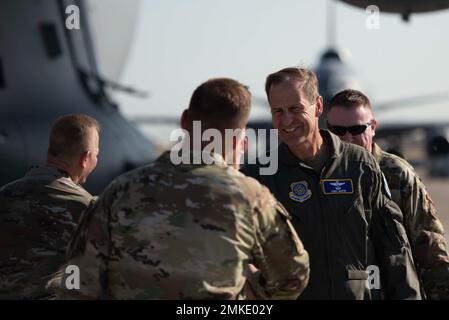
[272,103,306,109]
[289,104,305,108]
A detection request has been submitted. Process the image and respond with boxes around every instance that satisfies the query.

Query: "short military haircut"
[187,78,251,131]
[265,67,319,103]
[328,89,372,112]
[48,114,100,160]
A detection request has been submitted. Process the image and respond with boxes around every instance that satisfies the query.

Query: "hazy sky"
[111,0,449,143]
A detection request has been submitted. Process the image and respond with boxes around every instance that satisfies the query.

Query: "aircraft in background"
[321,0,449,176]
[314,45,449,172]
[338,0,449,22]
[248,0,449,176]
[0,0,159,194]
[249,46,449,176]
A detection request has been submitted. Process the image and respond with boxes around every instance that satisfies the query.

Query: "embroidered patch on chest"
[289,181,312,203]
[321,179,354,195]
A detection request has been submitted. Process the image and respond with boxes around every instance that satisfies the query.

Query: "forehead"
[268,80,309,106]
[327,105,372,125]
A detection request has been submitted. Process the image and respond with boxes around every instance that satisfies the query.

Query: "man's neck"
[46,158,79,183]
[288,130,323,162]
[182,139,234,166]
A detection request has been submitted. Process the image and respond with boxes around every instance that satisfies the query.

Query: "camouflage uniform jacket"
[56,150,309,300]
[242,130,421,300]
[0,165,94,299]
[373,143,449,299]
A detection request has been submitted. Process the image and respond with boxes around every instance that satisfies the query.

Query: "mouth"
[281,126,300,134]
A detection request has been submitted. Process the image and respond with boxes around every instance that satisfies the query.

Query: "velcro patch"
[322,179,354,195]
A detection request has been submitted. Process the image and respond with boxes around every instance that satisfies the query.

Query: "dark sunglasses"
[327,121,373,136]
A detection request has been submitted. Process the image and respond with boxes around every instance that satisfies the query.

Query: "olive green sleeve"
[369,170,422,300]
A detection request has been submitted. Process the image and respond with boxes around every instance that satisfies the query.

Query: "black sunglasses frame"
[327,121,373,136]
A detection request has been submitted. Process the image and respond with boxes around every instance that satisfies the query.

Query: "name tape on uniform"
[321,179,354,195]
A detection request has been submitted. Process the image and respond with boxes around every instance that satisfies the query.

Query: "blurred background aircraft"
[0,0,158,194]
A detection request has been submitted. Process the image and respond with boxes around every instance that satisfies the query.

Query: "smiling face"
[268,79,322,149]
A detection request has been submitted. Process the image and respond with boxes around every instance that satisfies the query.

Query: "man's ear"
[78,151,90,169]
[232,129,247,153]
[371,118,377,137]
[243,135,248,153]
[180,109,190,130]
[316,96,324,117]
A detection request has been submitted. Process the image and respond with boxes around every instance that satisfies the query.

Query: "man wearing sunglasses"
[327,89,449,300]
[242,67,421,299]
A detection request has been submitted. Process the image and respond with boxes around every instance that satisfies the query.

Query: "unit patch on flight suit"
[289,181,312,203]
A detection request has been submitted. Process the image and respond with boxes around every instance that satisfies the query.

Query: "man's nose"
[280,112,293,126]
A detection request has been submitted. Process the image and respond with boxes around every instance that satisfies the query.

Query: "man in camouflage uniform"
[327,89,449,299]
[0,114,100,299]
[56,78,309,300]
[242,67,421,299]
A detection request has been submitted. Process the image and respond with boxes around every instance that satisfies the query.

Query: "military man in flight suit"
[242,67,421,299]
[327,89,449,299]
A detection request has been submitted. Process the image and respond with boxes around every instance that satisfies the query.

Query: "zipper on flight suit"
[317,164,334,299]
[297,161,333,299]
[298,162,335,299]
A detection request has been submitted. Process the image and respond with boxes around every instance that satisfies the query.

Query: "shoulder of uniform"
[220,166,257,190]
[0,176,39,196]
[0,178,22,192]
[236,172,264,190]
[379,151,418,183]
[102,163,157,193]
[234,173,277,208]
[379,150,414,171]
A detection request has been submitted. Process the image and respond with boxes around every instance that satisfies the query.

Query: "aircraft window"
[0,57,5,89]
[39,23,63,59]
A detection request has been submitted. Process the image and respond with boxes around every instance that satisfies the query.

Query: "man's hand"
[245,264,259,300]
[421,265,449,299]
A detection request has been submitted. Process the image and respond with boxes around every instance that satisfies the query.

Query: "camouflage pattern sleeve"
[247,184,310,300]
[378,150,449,299]
[368,169,422,299]
[402,174,449,299]
[0,174,93,300]
[56,194,111,299]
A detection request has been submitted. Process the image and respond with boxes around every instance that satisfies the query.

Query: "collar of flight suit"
[371,143,384,163]
[278,129,343,166]
[157,149,228,167]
